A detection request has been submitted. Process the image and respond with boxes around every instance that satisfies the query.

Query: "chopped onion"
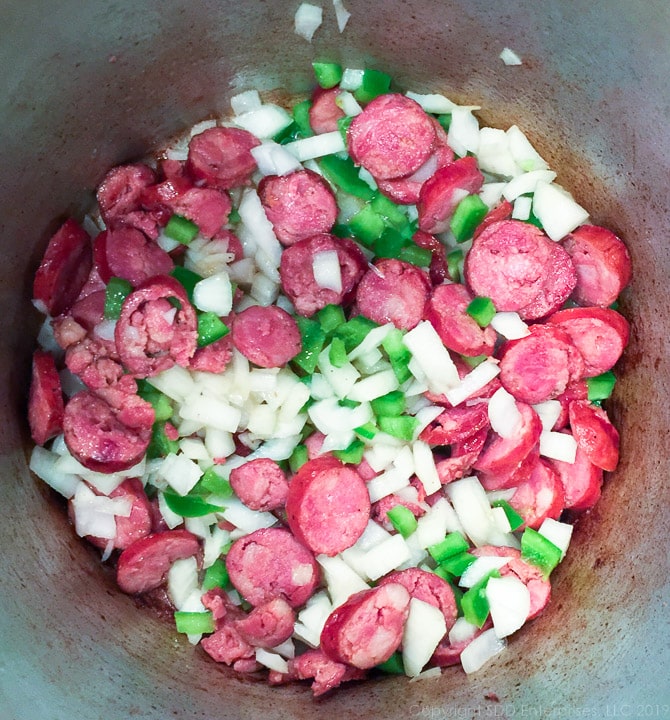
[340,67,364,91]
[221,496,277,534]
[414,497,463,549]
[250,272,279,306]
[238,188,283,267]
[230,90,262,115]
[449,616,478,644]
[157,453,203,496]
[447,107,480,157]
[507,125,549,172]
[234,104,292,139]
[503,168,557,201]
[156,230,182,253]
[359,533,412,581]
[512,195,532,221]
[366,446,414,503]
[538,517,573,558]
[336,90,362,116]
[251,141,303,176]
[29,446,80,498]
[308,396,371,436]
[477,127,519,178]
[532,400,562,432]
[293,591,332,648]
[189,119,217,138]
[478,182,506,209]
[193,271,233,315]
[294,2,323,42]
[402,598,447,677]
[539,431,578,463]
[411,440,441,495]
[71,482,131,540]
[489,311,530,340]
[499,47,523,66]
[346,369,398,402]
[444,360,500,407]
[405,92,457,114]
[312,249,343,292]
[332,0,351,32]
[459,555,513,588]
[403,321,460,395]
[460,628,506,674]
[487,387,523,439]
[168,556,199,610]
[284,131,346,161]
[317,554,369,608]
[255,648,289,674]
[532,181,589,241]
[486,575,531,638]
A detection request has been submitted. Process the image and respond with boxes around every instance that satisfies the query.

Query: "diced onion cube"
[402,598,447,677]
[538,518,573,558]
[532,181,589,241]
[312,250,342,292]
[539,431,577,463]
[460,628,506,674]
[284,132,346,161]
[251,142,303,176]
[230,90,262,115]
[487,387,523,439]
[486,575,531,638]
[193,272,233,316]
[403,321,460,395]
[448,107,480,157]
[332,0,351,32]
[359,533,412,581]
[490,311,530,340]
[499,47,523,66]
[294,3,323,42]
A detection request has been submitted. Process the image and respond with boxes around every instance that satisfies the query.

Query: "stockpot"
[1,1,669,718]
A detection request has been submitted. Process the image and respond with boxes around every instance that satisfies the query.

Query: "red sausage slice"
[435,427,488,485]
[234,597,296,648]
[229,457,290,512]
[284,649,366,697]
[28,350,65,446]
[413,230,450,285]
[478,446,539,492]
[347,93,436,180]
[568,400,620,472]
[116,529,201,594]
[280,233,367,317]
[231,305,301,368]
[424,283,497,357]
[225,527,319,608]
[96,163,156,225]
[562,224,632,307]
[499,324,585,405]
[115,275,198,377]
[189,333,234,374]
[62,389,154,472]
[547,307,629,377]
[473,199,513,239]
[419,402,490,446]
[33,219,93,316]
[417,157,485,234]
[355,258,431,330]
[94,226,174,286]
[320,583,411,669]
[508,458,566,529]
[186,126,260,190]
[286,456,370,556]
[258,169,338,246]
[548,440,603,511]
[309,87,345,134]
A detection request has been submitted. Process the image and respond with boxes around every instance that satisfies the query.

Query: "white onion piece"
[366,447,414,503]
[157,491,184,529]
[157,453,203,496]
[238,188,283,267]
[477,127,518,178]
[308,397,371,436]
[250,141,302,176]
[148,365,196,403]
[402,598,447,677]
[460,628,506,674]
[294,2,323,42]
[539,431,577,463]
[538,518,573,558]
[71,483,132,540]
[487,576,531,638]
[503,169,557,201]
[312,250,343,293]
[532,400,562,432]
[230,89,262,115]
[448,616,478,644]
[167,556,199,610]
[346,369,398,402]
[499,47,523,66]
[489,311,530,340]
[447,107,480,157]
[340,67,364,91]
[94,319,116,342]
[221,496,277,534]
[403,321,460,395]
[284,131,346,161]
[405,91,457,114]
[255,649,289,674]
[29,446,80,498]
[478,182,506,209]
[156,230,182,253]
[359,533,412,581]
[414,498,463,549]
[316,350,360,398]
[189,119,217,139]
[444,360,500,407]
[487,387,523,439]
[332,0,351,32]
[459,556,513,588]
[317,554,369,608]
[192,271,233,316]
[293,591,332,648]
[532,181,589,241]
[336,90,362,116]
[511,195,532,220]
[507,125,549,172]
[411,440,441,495]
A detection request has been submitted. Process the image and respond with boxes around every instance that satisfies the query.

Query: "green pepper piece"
[292,99,314,136]
[312,61,343,89]
[165,214,200,245]
[292,316,327,374]
[491,499,525,532]
[428,532,470,564]
[146,422,180,460]
[450,194,489,243]
[447,248,464,282]
[381,328,412,383]
[202,558,231,591]
[397,243,432,267]
[377,415,419,441]
[465,296,496,327]
[438,551,477,578]
[317,303,347,335]
[386,505,418,538]
[197,312,230,347]
[349,204,386,246]
[373,227,406,259]
[333,439,366,465]
[328,336,349,368]
[197,466,234,497]
[163,491,226,518]
[318,155,375,200]
[174,610,215,635]
[461,570,501,628]
[289,443,309,473]
[377,651,405,675]
[520,527,563,578]
[104,277,133,320]
[354,68,392,104]
[170,266,204,303]
[371,390,406,418]
[586,371,617,402]
[333,315,379,353]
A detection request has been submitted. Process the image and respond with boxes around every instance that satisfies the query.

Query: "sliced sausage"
[465,220,576,321]
[280,233,367,317]
[286,456,370,556]
[378,567,457,630]
[499,324,585,405]
[33,219,93,316]
[234,597,296,648]
[568,400,620,472]
[231,305,301,368]
[258,169,338,246]
[65,335,124,390]
[431,622,492,668]
[420,402,490,447]
[554,380,589,430]
[284,649,366,697]
[547,307,629,377]
[63,389,153,472]
[371,493,427,531]
[94,226,174,286]
[508,458,566,529]
[189,332,234,373]
[186,126,260,190]
[548,440,603,511]
[309,87,345,134]
[116,529,201,594]
[562,224,632,307]
[417,156,485,234]
[355,258,431,330]
[28,350,65,446]
[473,199,513,239]
[115,275,198,377]
[201,624,255,666]
[435,427,488,485]
[424,283,497,357]
[413,230,449,285]
[478,446,539,492]
[320,583,411,669]
[70,290,106,331]
[347,93,436,180]
[229,458,290,512]
[225,527,319,608]
[96,163,157,225]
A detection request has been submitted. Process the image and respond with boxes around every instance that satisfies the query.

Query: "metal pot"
[1,1,668,717]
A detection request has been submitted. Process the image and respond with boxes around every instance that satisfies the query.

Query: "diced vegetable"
[312,61,344,89]
[104,277,133,320]
[465,296,496,327]
[586,371,617,401]
[520,527,563,578]
[165,214,200,245]
[450,194,489,242]
[386,505,418,538]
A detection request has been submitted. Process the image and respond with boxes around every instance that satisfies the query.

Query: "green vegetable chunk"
[318,155,375,200]
[377,652,405,675]
[164,214,200,245]
[289,443,309,473]
[163,491,226,518]
[371,390,406,418]
[197,466,234,497]
[377,415,419,441]
[317,303,346,335]
[586,371,617,402]
[202,558,230,591]
[146,422,179,459]
[174,611,215,635]
[104,277,133,320]
[438,551,477,578]
[349,204,386,245]
[328,336,349,368]
[292,99,314,136]
[292,316,327,374]
[333,315,379,352]
[397,243,432,267]
[428,532,470,564]
[333,439,366,465]
[521,528,563,578]
[461,570,501,628]
[354,68,392,104]
[382,328,412,383]
[447,248,464,282]
[354,421,378,440]
[491,499,525,532]
[450,194,488,243]
[197,312,230,348]
[170,266,204,302]
[386,505,418,538]
[466,296,496,327]
[312,61,343,89]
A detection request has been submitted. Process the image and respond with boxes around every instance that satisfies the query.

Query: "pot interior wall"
[1,1,668,718]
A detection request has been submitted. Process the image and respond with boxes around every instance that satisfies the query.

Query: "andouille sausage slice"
[562,224,632,307]
[28,351,65,446]
[548,442,603,511]
[547,307,629,377]
[309,87,345,134]
[63,389,153,472]
[116,529,201,594]
[225,527,319,608]
[234,597,296,648]
[189,332,234,374]
[420,402,490,446]
[413,230,450,285]
[355,258,431,330]
[280,233,367,316]
[508,458,566,530]
[96,163,156,225]
[499,324,585,405]
[258,170,338,246]
[286,456,371,557]
[33,219,93,317]
[478,446,539,492]
[424,283,497,357]
[320,583,411,669]
[186,126,260,190]
[568,400,620,472]
[229,457,290,512]
[347,93,436,180]
[94,226,174,286]
[231,305,301,368]
[435,427,488,485]
[417,156,485,234]
[278,649,366,697]
[115,275,198,377]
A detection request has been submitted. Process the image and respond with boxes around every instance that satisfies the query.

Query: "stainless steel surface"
[1,1,669,718]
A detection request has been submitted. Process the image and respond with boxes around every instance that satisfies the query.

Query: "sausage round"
[234,597,296,648]
[347,93,436,180]
[508,458,566,530]
[96,163,157,225]
[186,126,260,190]
[355,258,431,330]
[258,169,338,246]
[115,275,198,377]
[231,305,301,368]
[116,529,201,594]
[419,402,490,447]
[309,87,345,134]
[33,219,93,316]
[435,427,489,485]
[280,233,367,316]
[548,441,603,511]
[225,527,320,608]
[568,400,620,472]
[286,456,370,556]
[63,389,154,472]
[28,350,64,446]
[320,583,411,669]
[424,283,497,357]
[229,457,290,512]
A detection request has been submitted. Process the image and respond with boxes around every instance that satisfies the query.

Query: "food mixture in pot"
[27,62,631,696]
